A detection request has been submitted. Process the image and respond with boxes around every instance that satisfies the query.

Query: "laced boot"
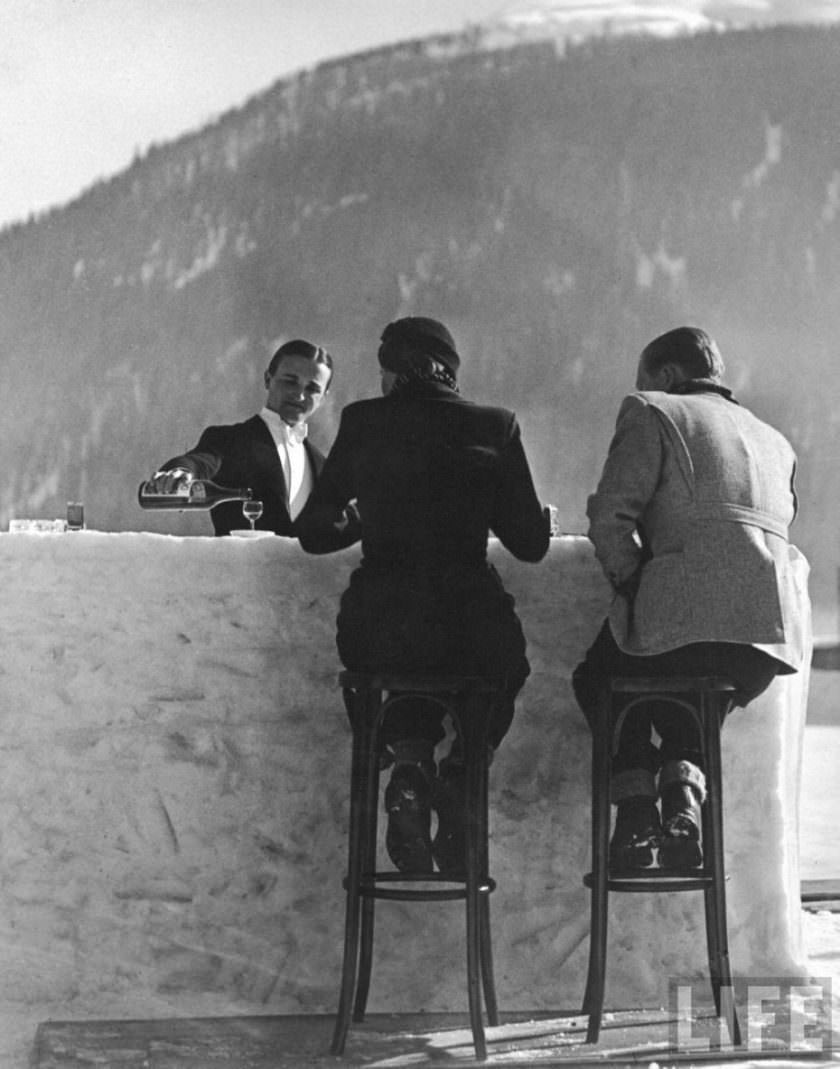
[431,755,468,874]
[431,741,497,874]
[608,765,660,870]
[609,796,662,870]
[659,760,705,870]
[383,739,436,874]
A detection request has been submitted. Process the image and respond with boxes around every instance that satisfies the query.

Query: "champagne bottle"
[137,478,253,511]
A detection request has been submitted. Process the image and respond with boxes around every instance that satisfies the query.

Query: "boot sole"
[659,836,703,870]
[385,789,433,874]
[609,843,657,871]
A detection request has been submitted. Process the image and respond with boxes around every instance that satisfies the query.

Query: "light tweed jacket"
[586,387,809,671]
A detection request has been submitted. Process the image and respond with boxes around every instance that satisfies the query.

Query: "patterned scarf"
[388,360,459,396]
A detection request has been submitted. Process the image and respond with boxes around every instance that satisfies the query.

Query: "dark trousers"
[572,621,782,777]
[336,563,529,751]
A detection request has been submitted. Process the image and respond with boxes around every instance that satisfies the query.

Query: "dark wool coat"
[297,381,549,746]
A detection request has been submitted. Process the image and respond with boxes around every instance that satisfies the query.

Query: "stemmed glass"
[242,499,264,532]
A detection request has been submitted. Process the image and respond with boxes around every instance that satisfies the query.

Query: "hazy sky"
[3,0,825,232]
[0,0,512,231]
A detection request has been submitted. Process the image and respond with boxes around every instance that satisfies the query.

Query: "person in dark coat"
[146,339,337,536]
[297,316,550,873]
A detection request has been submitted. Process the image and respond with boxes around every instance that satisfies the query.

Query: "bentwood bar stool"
[331,671,501,1061]
[582,675,742,1047]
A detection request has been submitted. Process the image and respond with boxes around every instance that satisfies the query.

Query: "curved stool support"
[330,672,500,1062]
[582,676,742,1048]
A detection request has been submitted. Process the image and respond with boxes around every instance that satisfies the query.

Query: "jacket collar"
[672,379,738,403]
[387,379,461,402]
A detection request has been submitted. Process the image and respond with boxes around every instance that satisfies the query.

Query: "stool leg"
[583,687,612,1044]
[463,695,489,1060]
[479,898,498,1026]
[330,686,377,1056]
[702,694,741,1048]
[352,691,383,1022]
[702,880,723,1031]
[701,700,721,1012]
[477,745,499,1026]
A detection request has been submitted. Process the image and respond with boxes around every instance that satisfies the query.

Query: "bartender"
[144,339,345,536]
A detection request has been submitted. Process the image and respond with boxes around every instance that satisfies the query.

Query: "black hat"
[378,316,460,376]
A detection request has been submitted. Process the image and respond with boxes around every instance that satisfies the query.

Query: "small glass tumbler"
[66,502,85,531]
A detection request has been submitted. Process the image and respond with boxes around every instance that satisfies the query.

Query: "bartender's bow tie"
[282,421,308,445]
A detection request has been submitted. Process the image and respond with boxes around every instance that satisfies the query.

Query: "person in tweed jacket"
[573,326,809,870]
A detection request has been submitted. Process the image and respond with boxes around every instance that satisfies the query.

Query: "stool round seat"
[582,675,742,1048]
[330,670,501,1061]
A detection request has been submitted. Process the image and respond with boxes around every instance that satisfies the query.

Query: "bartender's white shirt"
[259,407,312,520]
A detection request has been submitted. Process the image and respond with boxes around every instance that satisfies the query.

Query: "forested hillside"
[1,23,838,609]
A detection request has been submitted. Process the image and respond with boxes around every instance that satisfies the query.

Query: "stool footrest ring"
[343,872,497,901]
[584,870,715,892]
[364,884,496,902]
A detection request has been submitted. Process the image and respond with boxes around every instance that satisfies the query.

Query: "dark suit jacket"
[163,414,325,536]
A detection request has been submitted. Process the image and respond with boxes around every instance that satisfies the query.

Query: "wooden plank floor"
[33,1005,839,1067]
[803,880,840,907]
